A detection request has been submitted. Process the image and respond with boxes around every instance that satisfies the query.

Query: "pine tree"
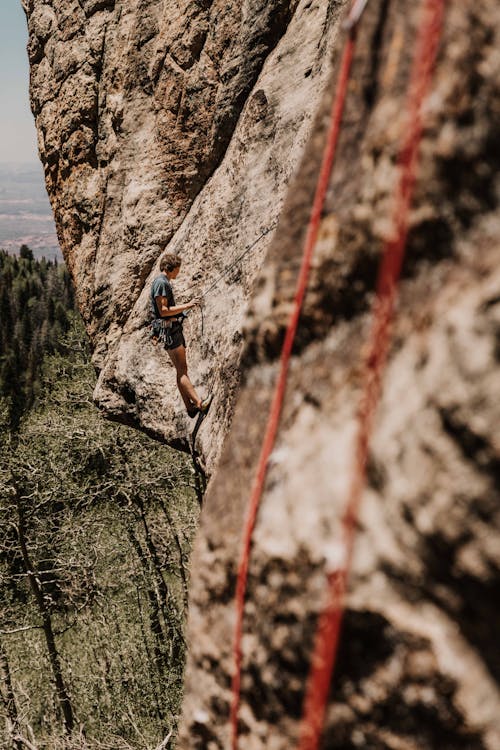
[19,245,33,262]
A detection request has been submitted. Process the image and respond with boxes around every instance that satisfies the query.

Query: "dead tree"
[0,638,23,750]
[14,487,74,734]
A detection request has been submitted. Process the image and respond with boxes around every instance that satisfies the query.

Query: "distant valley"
[0,162,61,260]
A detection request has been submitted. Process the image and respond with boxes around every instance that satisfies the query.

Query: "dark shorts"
[164,324,186,351]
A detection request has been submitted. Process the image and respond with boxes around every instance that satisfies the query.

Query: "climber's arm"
[155,296,199,318]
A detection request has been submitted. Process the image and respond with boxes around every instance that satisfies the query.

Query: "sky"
[0,1,39,163]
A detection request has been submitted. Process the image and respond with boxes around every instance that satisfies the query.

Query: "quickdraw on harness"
[150,313,187,348]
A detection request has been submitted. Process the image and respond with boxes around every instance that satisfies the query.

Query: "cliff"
[24,0,500,748]
[23,0,339,463]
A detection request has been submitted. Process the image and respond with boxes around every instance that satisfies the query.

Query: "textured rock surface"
[23,0,339,462]
[178,0,500,748]
[25,0,500,748]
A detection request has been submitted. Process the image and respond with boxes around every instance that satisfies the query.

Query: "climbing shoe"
[187,406,199,418]
[199,394,213,415]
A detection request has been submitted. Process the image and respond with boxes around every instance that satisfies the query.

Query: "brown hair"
[160,252,182,272]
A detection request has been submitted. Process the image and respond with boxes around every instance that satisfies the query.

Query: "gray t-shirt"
[150,274,175,319]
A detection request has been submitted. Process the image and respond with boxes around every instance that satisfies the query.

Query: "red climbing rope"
[296,2,446,749]
[229,6,362,748]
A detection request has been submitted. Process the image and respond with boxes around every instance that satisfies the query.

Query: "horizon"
[0,162,40,168]
[0,159,41,167]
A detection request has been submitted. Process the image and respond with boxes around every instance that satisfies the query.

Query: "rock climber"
[150,252,211,419]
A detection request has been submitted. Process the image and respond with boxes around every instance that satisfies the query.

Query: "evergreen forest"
[0,246,74,430]
[0,249,198,750]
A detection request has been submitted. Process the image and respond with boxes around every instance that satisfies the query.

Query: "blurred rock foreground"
[24,0,500,747]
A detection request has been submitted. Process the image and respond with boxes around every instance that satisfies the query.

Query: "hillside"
[0,256,198,748]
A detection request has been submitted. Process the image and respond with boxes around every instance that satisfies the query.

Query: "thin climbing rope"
[182,223,278,300]
[296,2,446,749]
[180,224,277,341]
[229,6,362,747]
[202,224,278,298]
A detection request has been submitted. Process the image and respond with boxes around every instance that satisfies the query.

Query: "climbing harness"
[228,0,446,748]
[150,314,187,348]
[149,271,188,347]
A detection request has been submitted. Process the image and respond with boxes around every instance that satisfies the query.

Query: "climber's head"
[160,252,182,278]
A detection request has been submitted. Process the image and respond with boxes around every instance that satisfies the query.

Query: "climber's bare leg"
[167,345,201,410]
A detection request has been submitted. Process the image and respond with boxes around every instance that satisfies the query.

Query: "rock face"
[23,0,339,460]
[25,0,500,748]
